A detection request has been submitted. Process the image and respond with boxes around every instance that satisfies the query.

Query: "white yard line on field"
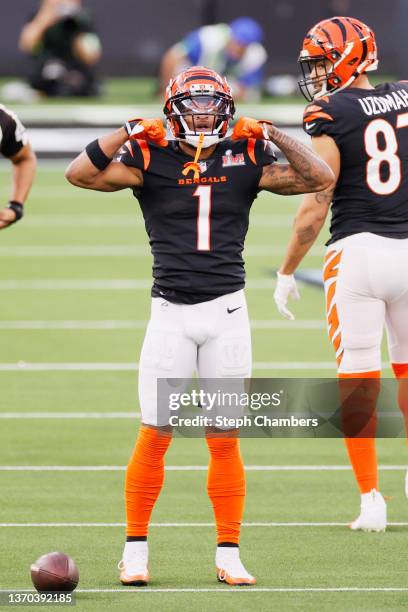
[0,245,324,257]
[0,280,152,290]
[0,361,341,371]
[2,587,408,593]
[72,587,408,593]
[0,522,407,528]
[21,214,295,228]
[0,319,326,330]
[0,279,278,290]
[0,465,405,471]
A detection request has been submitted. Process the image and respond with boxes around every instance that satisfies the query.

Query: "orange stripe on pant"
[323,250,342,281]
[324,250,344,367]
[339,371,381,494]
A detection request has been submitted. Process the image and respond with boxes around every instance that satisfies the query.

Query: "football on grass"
[31,552,79,592]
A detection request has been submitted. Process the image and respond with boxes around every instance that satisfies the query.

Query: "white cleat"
[118,541,149,586]
[349,489,387,532]
[216,547,256,586]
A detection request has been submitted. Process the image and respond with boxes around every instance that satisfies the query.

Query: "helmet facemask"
[164,83,235,148]
[298,53,340,102]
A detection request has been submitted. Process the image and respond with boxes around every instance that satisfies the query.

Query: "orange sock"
[206,432,245,545]
[339,371,380,494]
[125,425,172,537]
[392,363,408,437]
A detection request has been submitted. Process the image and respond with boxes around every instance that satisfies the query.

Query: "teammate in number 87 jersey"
[303,82,408,244]
[66,65,332,588]
[274,16,408,534]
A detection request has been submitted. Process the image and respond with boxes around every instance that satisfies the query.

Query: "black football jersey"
[118,137,276,304]
[303,82,408,245]
[0,105,27,158]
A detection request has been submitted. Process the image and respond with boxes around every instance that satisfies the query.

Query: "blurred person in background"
[0,107,36,229]
[19,0,101,98]
[160,17,267,101]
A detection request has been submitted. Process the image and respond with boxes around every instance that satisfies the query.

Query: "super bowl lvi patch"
[222,150,246,167]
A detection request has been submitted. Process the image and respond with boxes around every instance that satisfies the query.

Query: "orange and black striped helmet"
[163,66,235,148]
[298,16,378,102]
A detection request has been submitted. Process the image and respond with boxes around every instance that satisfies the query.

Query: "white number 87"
[365,112,408,196]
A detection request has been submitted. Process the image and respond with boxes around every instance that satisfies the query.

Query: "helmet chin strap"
[182,133,206,180]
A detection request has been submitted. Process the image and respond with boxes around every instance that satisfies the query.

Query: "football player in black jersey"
[275,17,408,533]
[0,106,36,229]
[66,66,333,586]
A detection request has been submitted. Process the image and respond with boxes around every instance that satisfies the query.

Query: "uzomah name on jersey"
[358,88,408,116]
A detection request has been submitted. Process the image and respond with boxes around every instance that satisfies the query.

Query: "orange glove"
[232,117,273,140]
[124,118,167,146]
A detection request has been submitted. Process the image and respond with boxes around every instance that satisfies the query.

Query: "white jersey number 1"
[193,185,212,251]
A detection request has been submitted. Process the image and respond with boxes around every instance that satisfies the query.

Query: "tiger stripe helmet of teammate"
[298,16,378,102]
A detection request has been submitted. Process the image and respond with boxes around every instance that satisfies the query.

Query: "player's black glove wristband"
[85,139,112,171]
[7,201,23,223]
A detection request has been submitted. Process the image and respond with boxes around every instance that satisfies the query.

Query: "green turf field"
[0,163,406,611]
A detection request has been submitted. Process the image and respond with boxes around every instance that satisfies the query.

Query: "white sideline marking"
[1,522,407,528]
[0,361,339,371]
[0,279,277,290]
[0,319,326,330]
[0,465,404,471]
[0,245,324,257]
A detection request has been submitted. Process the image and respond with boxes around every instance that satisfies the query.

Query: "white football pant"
[138,289,252,425]
[323,233,408,374]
